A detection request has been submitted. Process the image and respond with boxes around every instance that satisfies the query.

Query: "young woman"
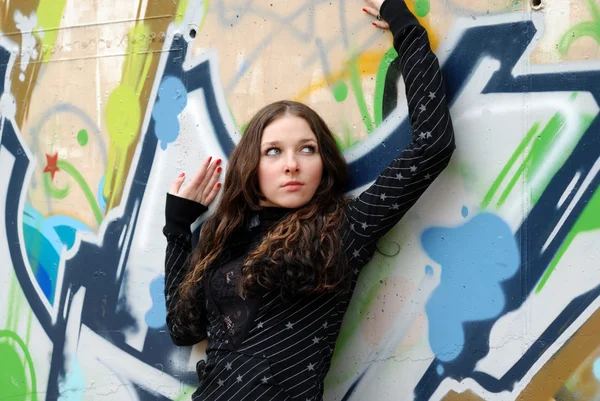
[163,0,455,399]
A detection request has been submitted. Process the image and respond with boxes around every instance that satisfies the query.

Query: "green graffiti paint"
[482,94,590,210]
[175,0,190,24]
[333,81,349,102]
[35,0,68,63]
[43,173,69,199]
[558,0,600,56]
[174,386,197,401]
[44,160,103,224]
[414,0,431,17]
[374,47,399,127]
[481,122,540,209]
[536,184,600,292]
[0,331,37,401]
[349,56,374,134]
[535,114,597,293]
[335,123,359,151]
[77,129,88,147]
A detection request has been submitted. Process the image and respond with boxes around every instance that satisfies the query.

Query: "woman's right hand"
[170,156,223,207]
[362,0,390,29]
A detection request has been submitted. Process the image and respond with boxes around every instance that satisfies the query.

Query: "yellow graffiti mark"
[293,13,438,103]
[175,0,190,24]
[407,1,439,49]
[103,23,152,209]
[293,51,385,102]
[35,0,68,63]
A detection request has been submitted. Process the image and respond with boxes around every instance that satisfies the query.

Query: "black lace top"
[205,207,292,347]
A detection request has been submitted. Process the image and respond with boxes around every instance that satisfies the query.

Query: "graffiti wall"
[1,0,599,399]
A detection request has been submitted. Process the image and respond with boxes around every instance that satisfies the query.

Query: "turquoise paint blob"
[421,212,520,362]
[152,76,188,150]
[58,356,85,400]
[145,275,167,329]
[436,364,444,375]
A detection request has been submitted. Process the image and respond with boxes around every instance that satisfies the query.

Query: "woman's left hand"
[362,0,390,30]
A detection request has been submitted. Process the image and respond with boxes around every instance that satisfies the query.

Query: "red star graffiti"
[43,153,60,180]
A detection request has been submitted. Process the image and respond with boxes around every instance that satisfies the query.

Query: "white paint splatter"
[0,92,16,120]
[14,10,39,82]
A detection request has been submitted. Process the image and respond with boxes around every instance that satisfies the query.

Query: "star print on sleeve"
[286,322,294,330]
[343,15,455,274]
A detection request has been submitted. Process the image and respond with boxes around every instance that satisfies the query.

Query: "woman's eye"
[266,147,280,156]
[301,145,316,153]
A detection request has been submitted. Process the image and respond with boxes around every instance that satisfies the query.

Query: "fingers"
[371,20,390,29]
[198,158,221,194]
[362,4,389,30]
[361,6,378,18]
[170,156,223,205]
[189,156,213,187]
[204,181,222,206]
[201,164,222,202]
[169,173,185,195]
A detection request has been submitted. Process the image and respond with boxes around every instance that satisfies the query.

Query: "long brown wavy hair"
[175,100,350,328]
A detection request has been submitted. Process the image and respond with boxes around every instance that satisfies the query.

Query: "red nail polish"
[179,172,185,177]
[362,8,367,12]
[216,183,222,188]
[217,167,222,173]
[372,21,377,26]
[208,156,212,163]
[216,159,222,165]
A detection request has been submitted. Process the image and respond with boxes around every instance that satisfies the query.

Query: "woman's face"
[257,115,324,208]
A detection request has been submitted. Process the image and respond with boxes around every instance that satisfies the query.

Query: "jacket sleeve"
[343,0,455,267]
[163,193,209,346]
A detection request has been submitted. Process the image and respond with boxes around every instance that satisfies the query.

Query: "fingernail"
[216,183,222,188]
[179,172,185,177]
[216,159,222,165]
[372,21,377,26]
[217,167,222,173]
[208,156,212,163]
[362,8,368,12]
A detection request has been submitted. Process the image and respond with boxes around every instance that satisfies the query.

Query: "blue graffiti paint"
[152,76,187,150]
[97,176,106,214]
[22,204,91,303]
[2,19,600,401]
[57,356,85,401]
[436,364,444,375]
[461,206,468,218]
[425,265,434,276]
[421,212,519,362]
[145,275,167,329]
